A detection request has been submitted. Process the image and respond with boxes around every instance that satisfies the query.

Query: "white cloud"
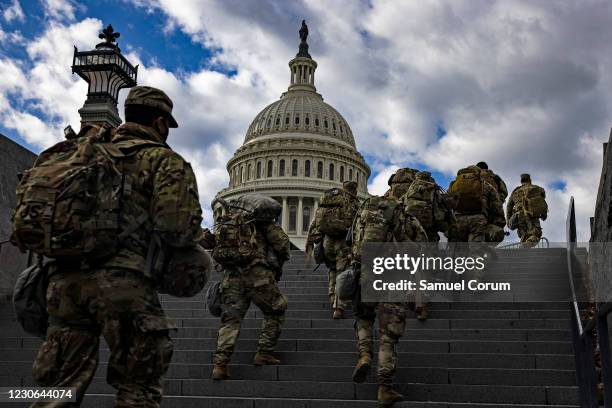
[41,0,78,21]
[3,0,24,23]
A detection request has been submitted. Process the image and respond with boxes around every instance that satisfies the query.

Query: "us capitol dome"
[214,21,370,249]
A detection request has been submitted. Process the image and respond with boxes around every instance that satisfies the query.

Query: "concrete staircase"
[0,248,581,407]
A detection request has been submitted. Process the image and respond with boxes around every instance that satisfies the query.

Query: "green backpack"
[352,196,401,262]
[403,172,438,230]
[318,188,357,237]
[449,166,484,214]
[11,126,162,260]
[522,185,548,218]
[212,210,260,267]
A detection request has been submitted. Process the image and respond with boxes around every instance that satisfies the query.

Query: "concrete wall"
[0,134,36,299]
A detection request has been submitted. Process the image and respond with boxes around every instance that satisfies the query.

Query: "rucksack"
[449,167,484,214]
[402,173,438,230]
[13,259,48,339]
[231,193,282,223]
[480,169,508,201]
[212,211,259,267]
[352,196,401,262]
[211,193,277,267]
[521,185,548,218]
[11,125,162,261]
[318,188,357,236]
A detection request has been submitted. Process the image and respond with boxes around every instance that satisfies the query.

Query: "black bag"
[336,267,359,301]
[206,281,222,317]
[313,242,326,265]
[231,193,282,223]
[13,260,49,339]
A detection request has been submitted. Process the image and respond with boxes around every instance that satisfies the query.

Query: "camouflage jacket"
[480,169,508,202]
[249,222,291,271]
[99,122,204,276]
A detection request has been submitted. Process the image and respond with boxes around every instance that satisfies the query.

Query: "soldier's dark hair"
[125,105,170,127]
[476,161,488,170]
[521,174,531,183]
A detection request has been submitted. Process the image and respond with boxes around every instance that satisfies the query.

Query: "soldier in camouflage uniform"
[30,86,204,407]
[476,162,508,243]
[351,193,428,406]
[306,181,359,319]
[384,168,418,200]
[448,165,505,243]
[212,222,290,380]
[507,174,548,247]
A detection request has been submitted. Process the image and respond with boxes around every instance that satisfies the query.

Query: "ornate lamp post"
[72,24,138,128]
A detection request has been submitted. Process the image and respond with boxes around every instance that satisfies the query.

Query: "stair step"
[74,394,580,408]
[0,350,574,369]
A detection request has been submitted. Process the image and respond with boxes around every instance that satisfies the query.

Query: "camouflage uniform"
[306,181,359,313]
[352,201,427,390]
[448,168,504,243]
[31,87,204,408]
[477,165,508,243]
[507,181,547,247]
[213,222,290,366]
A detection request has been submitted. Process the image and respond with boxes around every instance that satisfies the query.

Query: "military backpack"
[318,188,357,237]
[352,196,402,262]
[521,185,548,218]
[449,166,484,214]
[212,194,280,267]
[402,172,450,231]
[11,125,163,261]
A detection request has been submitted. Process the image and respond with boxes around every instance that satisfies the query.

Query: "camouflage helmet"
[342,181,357,195]
[415,171,435,182]
[390,168,418,184]
[158,245,212,297]
[125,86,179,128]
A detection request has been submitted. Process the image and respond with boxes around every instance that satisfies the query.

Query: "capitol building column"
[297,197,304,237]
[281,196,289,231]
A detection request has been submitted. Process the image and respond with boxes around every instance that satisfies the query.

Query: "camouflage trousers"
[353,301,407,386]
[31,267,175,408]
[323,235,351,310]
[517,215,542,247]
[214,266,288,365]
[452,214,488,242]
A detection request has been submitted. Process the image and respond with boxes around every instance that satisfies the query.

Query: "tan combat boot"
[351,353,372,383]
[332,308,344,319]
[211,364,230,381]
[253,351,280,366]
[416,305,428,320]
[378,385,404,406]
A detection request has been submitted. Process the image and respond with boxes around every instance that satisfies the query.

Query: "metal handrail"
[566,196,599,407]
[497,236,550,249]
[566,198,583,335]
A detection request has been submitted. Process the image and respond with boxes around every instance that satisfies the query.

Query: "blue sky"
[1,0,610,240]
